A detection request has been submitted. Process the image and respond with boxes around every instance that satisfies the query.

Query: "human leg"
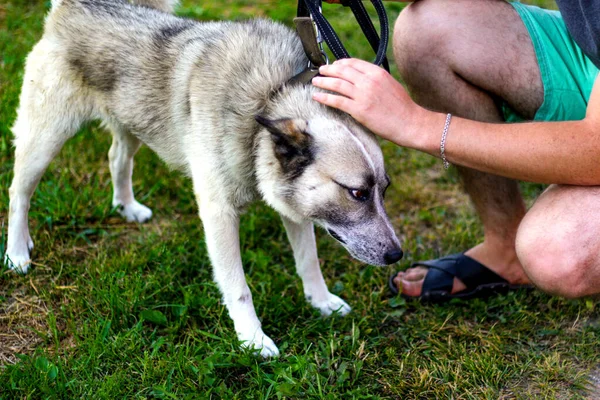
[390,0,561,296]
[516,185,600,298]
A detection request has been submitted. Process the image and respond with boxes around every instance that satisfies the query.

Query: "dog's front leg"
[281,216,351,316]
[200,202,279,358]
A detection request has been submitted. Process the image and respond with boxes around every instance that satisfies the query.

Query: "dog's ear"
[255,115,313,178]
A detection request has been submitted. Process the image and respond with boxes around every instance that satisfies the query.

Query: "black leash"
[290,0,389,84]
[343,0,390,71]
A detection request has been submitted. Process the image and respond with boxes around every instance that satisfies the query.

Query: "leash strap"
[294,16,328,67]
[297,0,389,71]
[344,0,390,71]
[289,16,324,85]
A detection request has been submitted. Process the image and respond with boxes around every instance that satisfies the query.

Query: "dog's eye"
[349,189,370,201]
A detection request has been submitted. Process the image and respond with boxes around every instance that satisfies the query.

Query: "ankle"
[466,242,529,283]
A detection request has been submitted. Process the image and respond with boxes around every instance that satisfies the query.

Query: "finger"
[318,63,364,84]
[311,76,356,99]
[333,58,383,74]
[312,92,355,114]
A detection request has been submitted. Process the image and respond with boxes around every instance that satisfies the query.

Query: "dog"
[4,0,402,357]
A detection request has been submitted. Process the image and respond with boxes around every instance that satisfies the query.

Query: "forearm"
[408,107,600,185]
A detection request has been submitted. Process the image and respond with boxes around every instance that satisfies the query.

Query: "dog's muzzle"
[327,229,346,244]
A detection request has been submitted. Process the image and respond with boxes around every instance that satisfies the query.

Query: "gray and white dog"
[5,0,402,357]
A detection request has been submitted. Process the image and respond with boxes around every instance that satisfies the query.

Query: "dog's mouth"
[327,229,346,244]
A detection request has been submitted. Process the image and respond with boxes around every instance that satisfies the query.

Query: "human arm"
[312,58,600,185]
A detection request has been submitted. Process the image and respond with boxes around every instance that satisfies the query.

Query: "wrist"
[402,106,445,156]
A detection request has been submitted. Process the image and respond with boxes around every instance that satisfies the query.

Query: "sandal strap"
[416,253,508,294]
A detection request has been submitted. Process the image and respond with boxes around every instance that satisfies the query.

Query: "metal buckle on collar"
[294,16,329,70]
[291,14,329,85]
[309,51,329,70]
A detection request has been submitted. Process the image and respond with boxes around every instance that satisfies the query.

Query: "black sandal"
[388,252,533,302]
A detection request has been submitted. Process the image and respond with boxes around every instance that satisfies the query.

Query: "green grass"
[1,0,598,398]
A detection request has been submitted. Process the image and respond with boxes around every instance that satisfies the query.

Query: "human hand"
[312,58,425,147]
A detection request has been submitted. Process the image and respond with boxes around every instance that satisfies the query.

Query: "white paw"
[4,251,32,274]
[4,236,33,274]
[115,201,153,223]
[309,292,351,316]
[239,330,280,358]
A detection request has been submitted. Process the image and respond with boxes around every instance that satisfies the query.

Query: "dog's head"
[255,101,402,266]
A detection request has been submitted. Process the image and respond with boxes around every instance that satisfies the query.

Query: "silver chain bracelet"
[440,113,452,169]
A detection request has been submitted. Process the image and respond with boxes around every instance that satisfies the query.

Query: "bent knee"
[516,224,595,298]
[393,1,452,82]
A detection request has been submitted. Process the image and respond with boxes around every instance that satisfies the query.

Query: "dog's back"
[52,0,178,13]
[39,0,306,172]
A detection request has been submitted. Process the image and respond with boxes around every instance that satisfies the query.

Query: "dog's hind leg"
[281,217,351,316]
[194,180,279,358]
[5,41,87,273]
[106,122,152,223]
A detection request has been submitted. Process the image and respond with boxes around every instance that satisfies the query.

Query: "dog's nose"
[384,249,403,264]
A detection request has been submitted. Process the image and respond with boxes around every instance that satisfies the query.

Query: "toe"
[391,266,429,296]
[392,266,466,297]
[403,266,428,282]
[311,293,351,316]
[393,272,425,297]
[259,338,280,358]
[5,255,31,274]
[392,272,404,292]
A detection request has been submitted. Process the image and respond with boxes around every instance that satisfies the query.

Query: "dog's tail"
[51,0,179,13]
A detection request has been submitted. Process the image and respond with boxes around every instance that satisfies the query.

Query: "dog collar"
[288,67,320,85]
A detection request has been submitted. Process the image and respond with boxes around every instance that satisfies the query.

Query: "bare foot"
[392,242,531,297]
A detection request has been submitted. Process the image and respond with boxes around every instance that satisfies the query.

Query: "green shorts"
[504,2,599,122]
